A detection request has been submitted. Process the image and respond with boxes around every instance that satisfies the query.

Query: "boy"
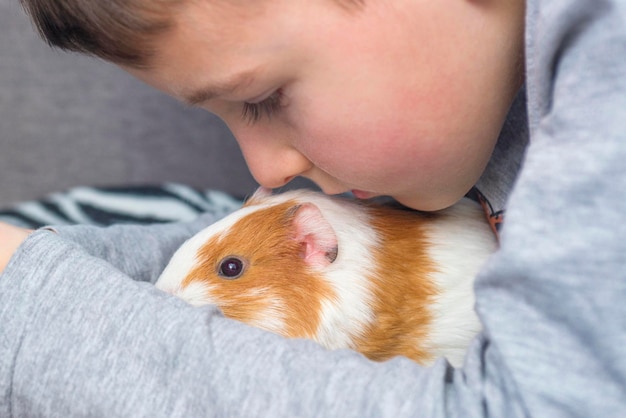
[1,0,625,416]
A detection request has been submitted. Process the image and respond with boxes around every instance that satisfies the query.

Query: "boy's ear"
[290,203,338,269]
[245,186,273,206]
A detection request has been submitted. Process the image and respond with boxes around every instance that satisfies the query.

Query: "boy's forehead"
[125,0,377,108]
[181,69,259,106]
[126,0,295,99]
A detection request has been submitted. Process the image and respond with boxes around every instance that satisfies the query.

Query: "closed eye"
[241,89,284,124]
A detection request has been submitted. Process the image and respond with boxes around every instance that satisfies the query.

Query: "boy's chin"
[393,193,463,212]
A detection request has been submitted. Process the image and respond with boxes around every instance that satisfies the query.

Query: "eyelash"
[241,90,284,124]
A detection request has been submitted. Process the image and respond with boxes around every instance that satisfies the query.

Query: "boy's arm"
[0,222,31,273]
[39,212,221,283]
[471,0,626,416]
[0,229,462,417]
[2,0,625,416]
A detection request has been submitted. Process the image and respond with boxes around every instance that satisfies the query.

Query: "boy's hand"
[0,222,32,274]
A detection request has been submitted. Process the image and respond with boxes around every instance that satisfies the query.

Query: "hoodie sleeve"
[44,212,220,283]
[0,230,453,418]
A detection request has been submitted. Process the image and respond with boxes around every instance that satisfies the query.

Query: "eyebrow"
[182,70,258,106]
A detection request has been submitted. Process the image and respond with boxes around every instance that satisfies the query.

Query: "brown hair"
[19,0,183,68]
[20,0,365,69]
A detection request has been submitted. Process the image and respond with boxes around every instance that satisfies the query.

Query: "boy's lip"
[351,190,376,200]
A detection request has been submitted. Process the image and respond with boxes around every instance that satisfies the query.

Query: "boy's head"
[20,0,363,67]
[21,0,525,211]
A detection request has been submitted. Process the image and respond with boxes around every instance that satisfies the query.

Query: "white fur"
[244,191,380,349]
[155,204,262,295]
[174,281,218,307]
[420,199,497,367]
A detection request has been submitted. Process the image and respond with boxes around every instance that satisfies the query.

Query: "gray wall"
[0,0,263,205]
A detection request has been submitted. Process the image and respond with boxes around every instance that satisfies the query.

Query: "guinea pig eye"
[218,257,245,279]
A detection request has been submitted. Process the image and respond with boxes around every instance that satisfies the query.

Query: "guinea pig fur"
[156,188,497,367]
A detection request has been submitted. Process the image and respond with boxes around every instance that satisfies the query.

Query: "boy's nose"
[237,135,313,189]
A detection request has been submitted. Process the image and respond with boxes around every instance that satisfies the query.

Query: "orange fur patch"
[351,206,439,364]
[182,200,336,339]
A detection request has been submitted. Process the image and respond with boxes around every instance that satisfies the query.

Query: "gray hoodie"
[1,0,625,416]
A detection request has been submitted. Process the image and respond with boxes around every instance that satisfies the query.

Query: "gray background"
[0,0,315,206]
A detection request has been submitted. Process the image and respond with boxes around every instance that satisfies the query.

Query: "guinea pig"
[155,188,497,367]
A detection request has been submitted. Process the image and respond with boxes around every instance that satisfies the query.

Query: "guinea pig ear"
[245,187,273,206]
[291,203,338,269]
